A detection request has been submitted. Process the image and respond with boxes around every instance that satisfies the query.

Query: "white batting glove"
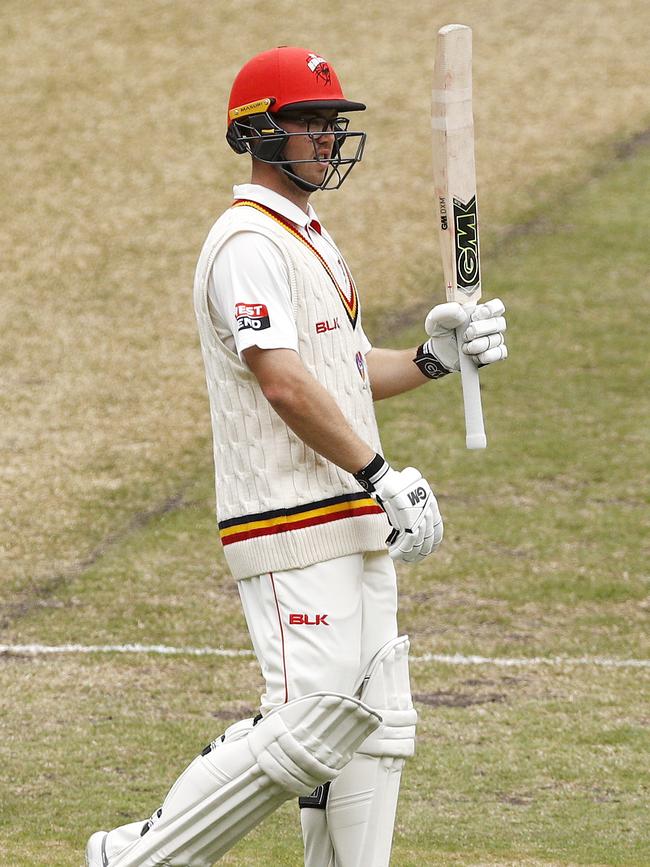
[419,298,508,374]
[354,455,443,562]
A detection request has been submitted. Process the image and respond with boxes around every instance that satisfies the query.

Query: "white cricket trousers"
[238,550,398,714]
[89,551,400,867]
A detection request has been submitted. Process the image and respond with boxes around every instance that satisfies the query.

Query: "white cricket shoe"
[85,830,108,866]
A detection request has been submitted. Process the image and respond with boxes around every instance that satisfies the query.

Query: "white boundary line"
[1,643,649,668]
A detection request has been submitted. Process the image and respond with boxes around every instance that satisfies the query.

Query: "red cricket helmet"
[227,46,366,124]
[225,46,367,191]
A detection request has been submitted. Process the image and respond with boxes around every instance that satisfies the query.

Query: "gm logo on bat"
[439,196,448,230]
[453,195,480,294]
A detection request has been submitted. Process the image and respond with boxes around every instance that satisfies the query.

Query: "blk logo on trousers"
[289,614,329,626]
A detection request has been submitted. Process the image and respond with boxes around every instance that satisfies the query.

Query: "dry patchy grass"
[1,654,648,865]
[2,0,650,598]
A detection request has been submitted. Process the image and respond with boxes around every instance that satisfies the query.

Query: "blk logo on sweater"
[315,317,340,334]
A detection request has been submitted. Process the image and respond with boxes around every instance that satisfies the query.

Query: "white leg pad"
[355,635,417,760]
[325,636,417,867]
[109,693,379,867]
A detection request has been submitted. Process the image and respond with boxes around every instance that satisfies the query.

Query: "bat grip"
[456,323,487,449]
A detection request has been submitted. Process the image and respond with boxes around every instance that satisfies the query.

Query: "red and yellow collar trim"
[232,199,359,328]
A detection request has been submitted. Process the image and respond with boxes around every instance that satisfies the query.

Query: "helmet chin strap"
[279,162,321,193]
[276,138,324,193]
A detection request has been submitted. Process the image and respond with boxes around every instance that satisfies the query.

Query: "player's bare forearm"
[243,346,376,473]
[365,347,430,400]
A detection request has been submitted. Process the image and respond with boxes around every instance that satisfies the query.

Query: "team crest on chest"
[355,350,366,382]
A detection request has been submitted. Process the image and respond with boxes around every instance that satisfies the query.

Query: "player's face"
[277,110,338,186]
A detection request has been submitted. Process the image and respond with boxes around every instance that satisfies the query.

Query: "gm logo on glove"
[407,487,428,506]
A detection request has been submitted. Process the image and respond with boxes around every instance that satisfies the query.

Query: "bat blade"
[432,23,486,449]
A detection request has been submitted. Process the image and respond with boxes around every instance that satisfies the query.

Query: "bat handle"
[456,322,487,449]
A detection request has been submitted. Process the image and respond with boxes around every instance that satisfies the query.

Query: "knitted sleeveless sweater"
[193,200,389,579]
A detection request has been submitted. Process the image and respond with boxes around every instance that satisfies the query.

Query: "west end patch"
[235,303,270,332]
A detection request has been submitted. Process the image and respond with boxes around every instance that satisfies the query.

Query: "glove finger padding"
[390,537,422,563]
[424,301,468,335]
[477,344,508,365]
[389,529,426,562]
[461,324,507,365]
[386,526,417,558]
[471,298,505,320]
[464,315,506,342]
[383,495,427,556]
[387,498,442,562]
[462,332,504,356]
[420,502,443,557]
[460,299,507,367]
[388,530,420,563]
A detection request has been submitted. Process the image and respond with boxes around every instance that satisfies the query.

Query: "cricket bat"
[431,24,486,449]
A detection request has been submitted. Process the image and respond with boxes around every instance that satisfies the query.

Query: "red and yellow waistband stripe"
[232,199,359,328]
[219,492,382,546]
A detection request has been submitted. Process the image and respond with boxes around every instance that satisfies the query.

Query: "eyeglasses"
[276,114,350,134]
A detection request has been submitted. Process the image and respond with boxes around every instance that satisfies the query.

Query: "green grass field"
[2,1,649,865]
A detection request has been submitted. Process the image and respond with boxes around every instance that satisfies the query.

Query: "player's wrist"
[353,453,391,495]
[414,340,455,379]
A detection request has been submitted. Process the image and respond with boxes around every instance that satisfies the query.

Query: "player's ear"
[227,115,287,162]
